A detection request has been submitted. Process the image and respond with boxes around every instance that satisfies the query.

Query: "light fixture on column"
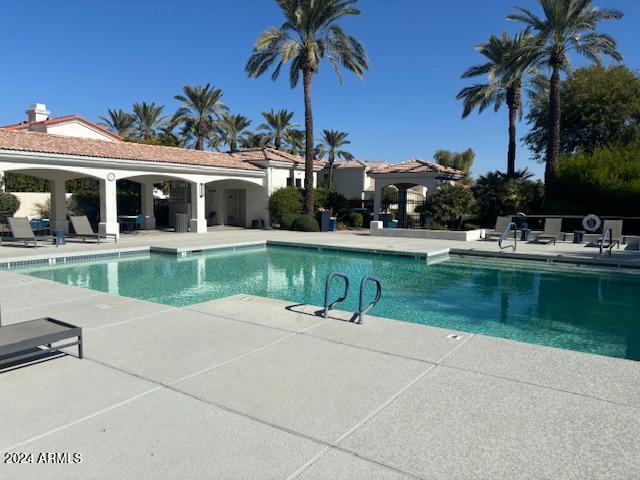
[199,183,205,198]
[107,172,116,182]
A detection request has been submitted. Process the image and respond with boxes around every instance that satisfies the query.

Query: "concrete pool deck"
[1,231,640,479]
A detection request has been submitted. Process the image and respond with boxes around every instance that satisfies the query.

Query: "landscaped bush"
[68,190,100,226]
[269,187,303,223]
[279,212,298,230]
[314,187,351,221]
[291,214,320,232]
[424,184,476,230]
[349,212,364,228]
[0,192,21,221]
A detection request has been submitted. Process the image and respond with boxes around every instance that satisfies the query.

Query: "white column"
[140,182,156,230]
[0,171,5,192]
[190,182,207,233]
[99,176,119,238]
[50,177,68,232]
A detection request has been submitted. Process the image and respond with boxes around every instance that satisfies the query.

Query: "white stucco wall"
[12,192,72,218]
[45,121,118,141]
[326,167,365,200]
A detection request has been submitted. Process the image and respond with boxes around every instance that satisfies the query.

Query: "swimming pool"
[16,245,640,360]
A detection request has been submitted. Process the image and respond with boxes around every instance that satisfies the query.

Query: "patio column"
[50,177,68,233]
[373,187,382,221]
[99,176,119,239]
[140,181,156,230]
[190,181,207,233]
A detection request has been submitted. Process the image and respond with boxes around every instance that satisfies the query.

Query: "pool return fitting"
[322,272,382,324]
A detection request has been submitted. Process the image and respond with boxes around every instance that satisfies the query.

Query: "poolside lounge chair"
[69,215,117,244]
[483,216,512,241]
[593,219,623,250]
[534,218,563,245]
[0,217,47,248]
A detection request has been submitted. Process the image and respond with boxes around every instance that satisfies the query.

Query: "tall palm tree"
[508,0,623,204]
[259,109,297,150]
[284,129,305,156]
[240,131,271,149]
[319,129,354,189]
[457,31,539,178]
[246,0,368,214]
[172,83,227,150]
[98,109,135,137]
[217,114,252,151]
[132,102,166,141]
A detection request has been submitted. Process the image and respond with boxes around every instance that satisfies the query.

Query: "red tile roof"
[332,160,388,170]
[0,129,261,171]
[370,159,464,177]
[2,114,123,141]
[231,148,325,167]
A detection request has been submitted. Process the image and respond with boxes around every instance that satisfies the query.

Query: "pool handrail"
[323,272,350,318]
[356,275,382,324]
[498,222,518,252]
[600,227,613,256]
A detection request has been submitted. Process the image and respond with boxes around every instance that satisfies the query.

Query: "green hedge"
[291,214,320,232]
[269,187,303,223]
[279,212,298,230]
[0,192,21,221]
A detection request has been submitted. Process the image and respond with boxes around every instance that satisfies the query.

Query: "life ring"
[582,214,601,232]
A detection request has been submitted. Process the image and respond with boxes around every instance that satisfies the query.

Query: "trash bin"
[329,217,336,231]
[319,211,332,232]
[388,220,398,229]
[573,230,586,244]
[175,213,189,233]
[520,228,532,241]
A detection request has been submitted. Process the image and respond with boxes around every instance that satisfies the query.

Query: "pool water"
[17,245,640,360]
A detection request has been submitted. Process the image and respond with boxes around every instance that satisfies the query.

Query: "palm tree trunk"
[275,135,281,151]
[196,136,204,151]
[545,64,562,209]
[328,153,335,190]
[303,68,315,214]
[506,87,517,178]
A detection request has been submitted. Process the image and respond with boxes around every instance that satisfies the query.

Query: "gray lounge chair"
[69,215,117,244]
[484,216,512,241]
[0,217,46,248]
[594,219,623,250]
[0,318,83,368]
[535,218,563,245]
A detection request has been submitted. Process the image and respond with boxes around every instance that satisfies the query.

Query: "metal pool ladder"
[323,272,350,318]
[498,222,518,252]
[600,227,613,256]
[322,272,382,324]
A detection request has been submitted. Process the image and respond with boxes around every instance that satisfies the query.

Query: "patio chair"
[593,219,623,250]
[0,217,46,248]
[534,218,563,245]
[69,215,117,244]
[483,216,512,241]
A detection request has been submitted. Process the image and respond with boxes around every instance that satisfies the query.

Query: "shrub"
[0,192,21,221]
[279,212,298,230]
[424,184,476,229]
[269,187,303,223]
[291,214,320,232]
[349,212,364,228]
[68,190,100,226]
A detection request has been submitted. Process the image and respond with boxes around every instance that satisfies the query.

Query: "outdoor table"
[118,215,138,234]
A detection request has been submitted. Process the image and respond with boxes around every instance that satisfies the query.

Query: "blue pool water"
[16,245,640,360]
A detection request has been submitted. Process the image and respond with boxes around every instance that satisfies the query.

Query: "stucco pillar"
[140,182,156,230]
[373,186,382,221]
[190,182,207,233]
[99,176,119,238]
[50,177,68,232]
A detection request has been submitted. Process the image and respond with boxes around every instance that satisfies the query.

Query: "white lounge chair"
[69,215,117,244]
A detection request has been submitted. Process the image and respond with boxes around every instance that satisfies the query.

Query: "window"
[286,177,294,187]
[295,178,302,188]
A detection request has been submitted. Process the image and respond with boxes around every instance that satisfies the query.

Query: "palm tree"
[319,129,354,189]
[508,0,623,203]
[172,83,226,150]
[259,109,297,150]
[98,109,135,137]
[457,31,539,178]
[217,114,252,151]
[240,131,271,149]
[132,102,166,141]
[246,0,369,214]
[284,129,305,156]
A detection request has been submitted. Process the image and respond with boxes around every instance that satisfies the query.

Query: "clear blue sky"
[1,1,638,178]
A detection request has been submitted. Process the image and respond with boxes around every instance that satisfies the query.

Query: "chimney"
[26,103,50,123]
